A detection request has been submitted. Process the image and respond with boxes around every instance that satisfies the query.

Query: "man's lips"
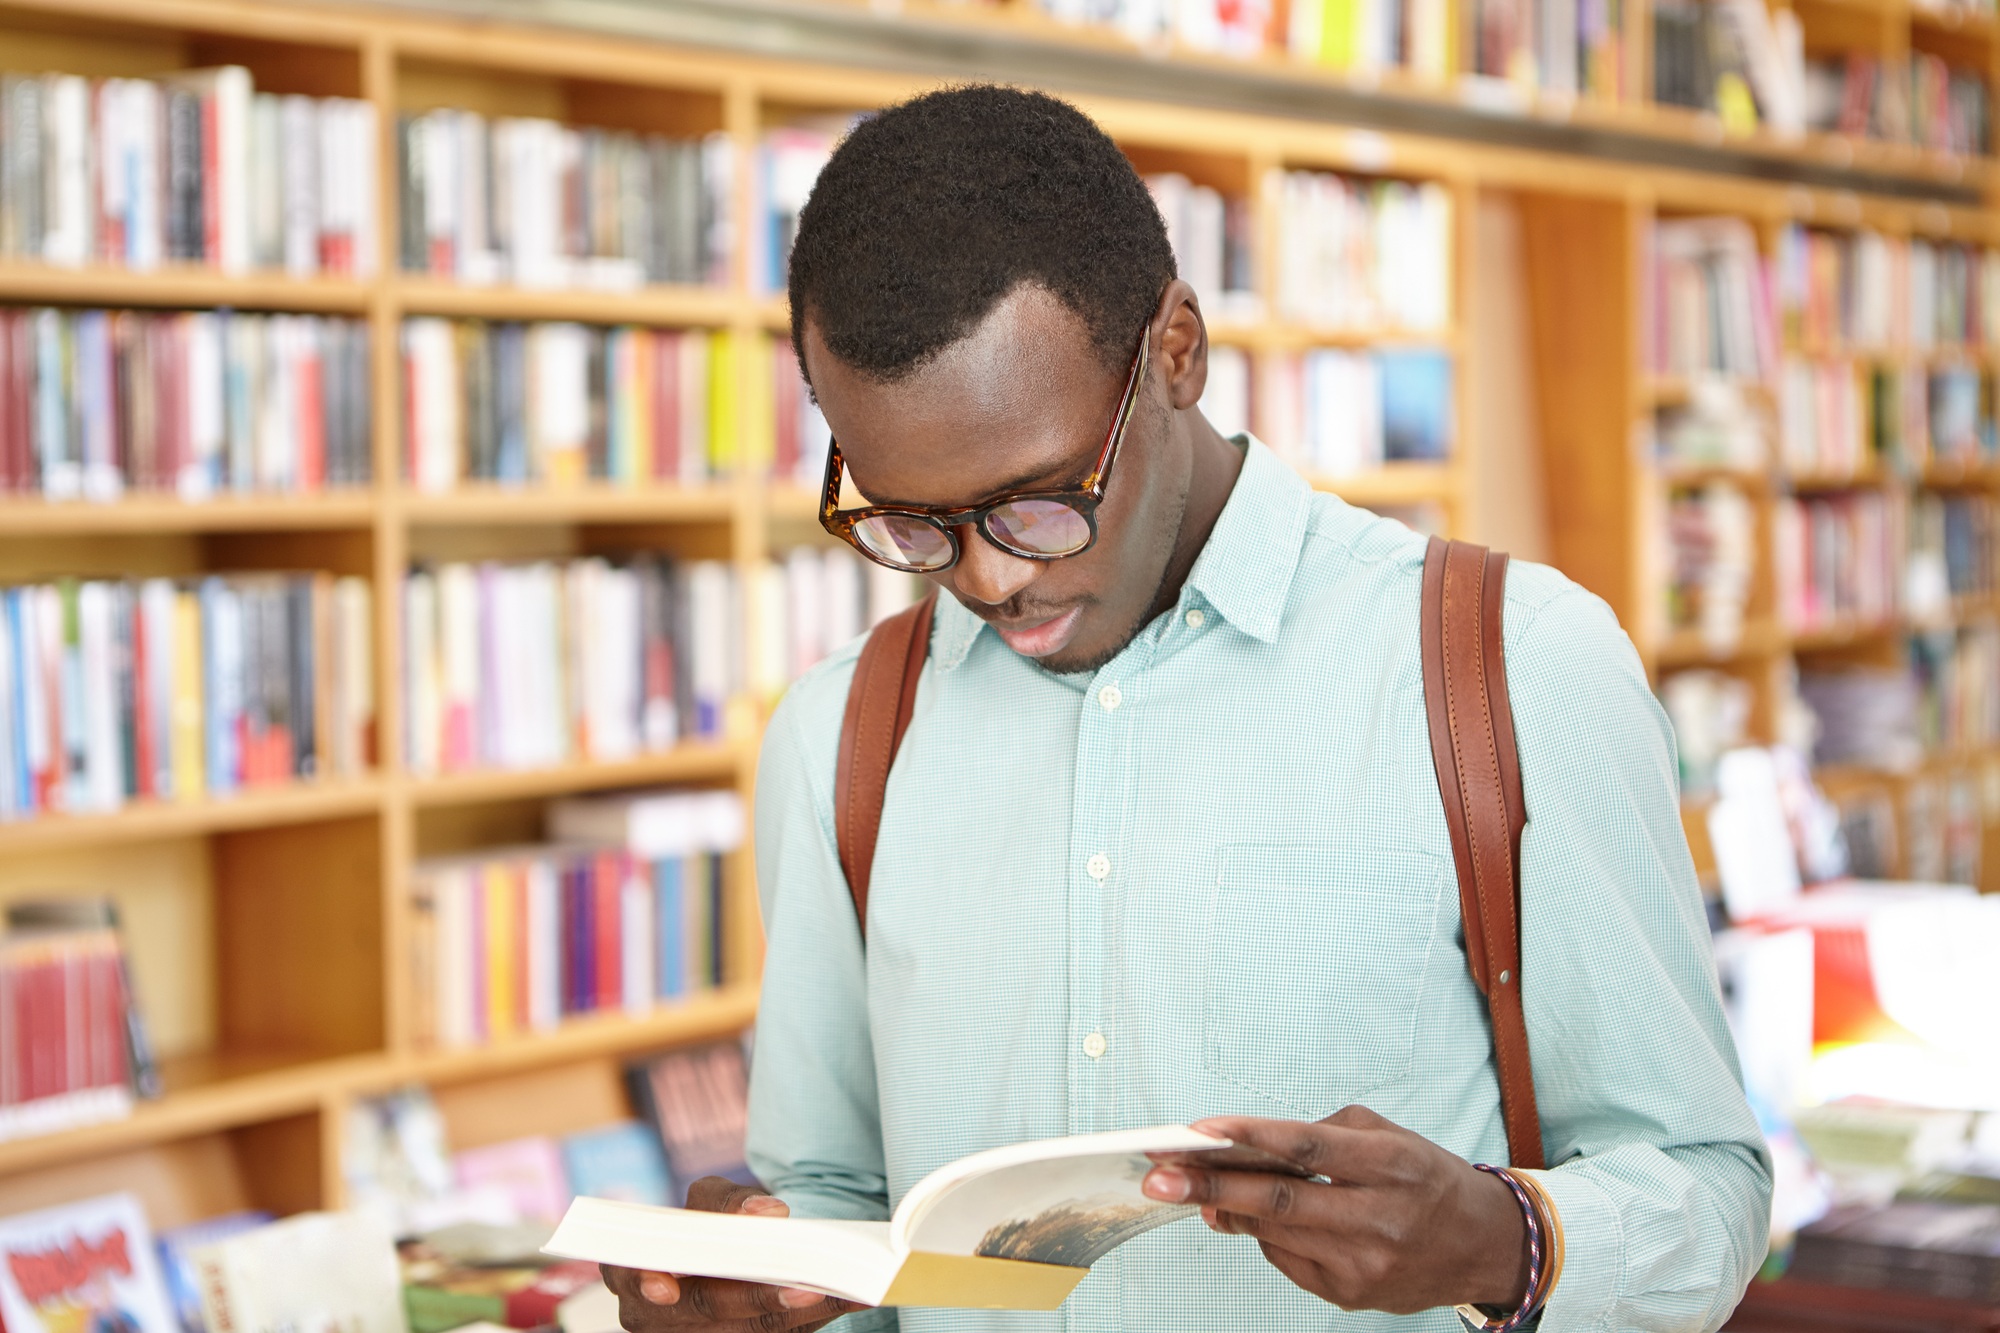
[990,606,1085,658]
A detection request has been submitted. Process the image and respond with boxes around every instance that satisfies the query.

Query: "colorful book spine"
[1773,490,1900,632]
[1269,170,1452,332]
[0,573,371,821]
[400,555,738,775]
[396,109,731,290]
[0,308,371,499]
[409,791,742,1049]
[746,547,919,698]
[0,926,137,1143]
[1253,347,1455,475]
[402,320,735,491]
[1651,217,1778,380]
[0,68,375,276]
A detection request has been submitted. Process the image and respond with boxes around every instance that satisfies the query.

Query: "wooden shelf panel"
[0,987,760,1178]
[400,985,761,1087]
[403,743,747,808]
[0,778,386,854]
[1307,463,1460,506]
[0,264,373,312]
[393,280,743,327]
[400,484,738,525]
[0,493,381,534]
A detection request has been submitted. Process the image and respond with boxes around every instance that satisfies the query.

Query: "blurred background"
[0,0,1995,1329]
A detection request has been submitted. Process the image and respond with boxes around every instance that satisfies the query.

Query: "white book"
[621,864,654,1014]
[547,1126,1283,1310]
[42,74,91,268]
[0,597,16,818]
[345,99,380,278]
[23,590,55,808]
[127,79,162,271]
[282,95,320,277]
[183,312,223,499]
[140,579,178,800]
[194,1211,403,1333]
[435,864,473,1045]
[0,1192,177,1333]
[437,562,479,769]
[77,582,121,813]
[528,857,562,1031]
[785,547,823,680]
[332,576,373,775]
[250,94,282,268]
[822,546,865,651]
[404,569,441,774]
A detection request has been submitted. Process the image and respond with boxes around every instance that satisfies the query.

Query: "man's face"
[803,285,1190,675]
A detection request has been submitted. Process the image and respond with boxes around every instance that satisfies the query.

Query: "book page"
[894,1126,1225,1266]
[544,1199,899,1306]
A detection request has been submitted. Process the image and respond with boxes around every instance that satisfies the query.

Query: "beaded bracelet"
[1453,1164,1548,1333]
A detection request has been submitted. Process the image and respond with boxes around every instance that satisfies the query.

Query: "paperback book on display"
[545,1125,1292,1311]
[0,1192,178,1333]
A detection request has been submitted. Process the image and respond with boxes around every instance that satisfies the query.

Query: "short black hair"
[787,84,1176,383]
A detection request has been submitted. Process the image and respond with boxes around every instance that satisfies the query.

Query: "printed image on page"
[905,1151,1198,1267]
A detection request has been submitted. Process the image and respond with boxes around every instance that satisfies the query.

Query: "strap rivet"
[1498,970,1511,985]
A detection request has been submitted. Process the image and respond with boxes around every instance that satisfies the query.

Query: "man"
[606,85,1770,1332]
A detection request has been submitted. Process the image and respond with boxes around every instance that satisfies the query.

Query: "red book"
[772,341,800,479]
[298,329,325,492]
[593,852,622,1013]
[201,95,220,266]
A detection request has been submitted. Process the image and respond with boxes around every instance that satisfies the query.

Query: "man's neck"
[1145,417,1248,624]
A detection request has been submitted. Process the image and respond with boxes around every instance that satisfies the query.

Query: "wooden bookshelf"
[0,0,1992,1235]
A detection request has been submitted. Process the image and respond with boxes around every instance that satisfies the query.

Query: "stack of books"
[0,574,374,821]
[1144,173,1258,319]
[0,67,377,275]
[1773,491,1898,632]
[1908,491,1998,605]
[748,547,919,694]
[1270,171,1452,332]
[1651,217,1777,381]
[1256,348,1455,475]
[1777,224,1903,353]
[1778,359,1865,476]
[401,319,735,491]
[1289,0,1452,82]
[396,110,732,290]
[1912,626,2000,755]
[1664,483,1755,649]
[754,125,842,296]
[1465,0,1629,97]
[1928,367,1994,466]
[409,789,741,1048]
[0,901,153,1144]
[400,555,738,775]
[1910,238,1995,351]
[1,308,373,499]
[1799,666,1924,769]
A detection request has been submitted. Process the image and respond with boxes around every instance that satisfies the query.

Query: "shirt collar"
[927,433,1309,669]
[1184,435,1310,643]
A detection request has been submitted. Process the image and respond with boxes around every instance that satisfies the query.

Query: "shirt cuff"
[1522,1165,1624,1333]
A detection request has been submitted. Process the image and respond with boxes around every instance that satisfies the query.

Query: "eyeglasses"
[818,330,1149,574]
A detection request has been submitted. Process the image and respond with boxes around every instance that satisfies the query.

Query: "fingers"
[678,1277,837,1325]
[1143,1160,1361,1234]
[1186,1111,1402,1185]
[686,1177,789,1217]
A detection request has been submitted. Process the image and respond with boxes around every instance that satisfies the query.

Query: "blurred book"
[155,1211,273,1333]
[6,897,159,1101]
[0,1192,179,1333]
[194,1211,403,1333]
[626,1041,755,1191]
[563,1121,674,1207]
[1791,1199,2000,1303]
[454,1137,572,1226]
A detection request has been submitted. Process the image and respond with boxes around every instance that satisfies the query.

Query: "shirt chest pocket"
[1202,843,1448,1115]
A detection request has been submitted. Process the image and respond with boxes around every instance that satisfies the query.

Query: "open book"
[545,1124,1294,1310]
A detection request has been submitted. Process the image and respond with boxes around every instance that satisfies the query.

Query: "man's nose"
[949,525,1039,606]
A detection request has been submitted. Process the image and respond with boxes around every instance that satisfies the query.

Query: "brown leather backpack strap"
[833,593,938,937]
[1420,536,1543,1170]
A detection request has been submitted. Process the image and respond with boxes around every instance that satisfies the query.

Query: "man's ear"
[1155,279,1208,412]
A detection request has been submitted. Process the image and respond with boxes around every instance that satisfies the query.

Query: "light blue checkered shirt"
[747,438,1772,1332]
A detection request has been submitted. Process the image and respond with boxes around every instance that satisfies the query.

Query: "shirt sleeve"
[1504,585,1773,1333]
[744,663,893,1224]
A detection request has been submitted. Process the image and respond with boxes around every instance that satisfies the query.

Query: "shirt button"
[1097,683,1122,712]
[1087,853,1110,881]
[1185,608,1206,629]
[1082,1032,1107,1059]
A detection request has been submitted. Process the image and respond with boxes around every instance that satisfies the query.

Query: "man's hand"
[601,1178,868,1333]
[1141,1106,1530,1316]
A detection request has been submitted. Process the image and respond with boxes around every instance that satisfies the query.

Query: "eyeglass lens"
[850,497,1095,572]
